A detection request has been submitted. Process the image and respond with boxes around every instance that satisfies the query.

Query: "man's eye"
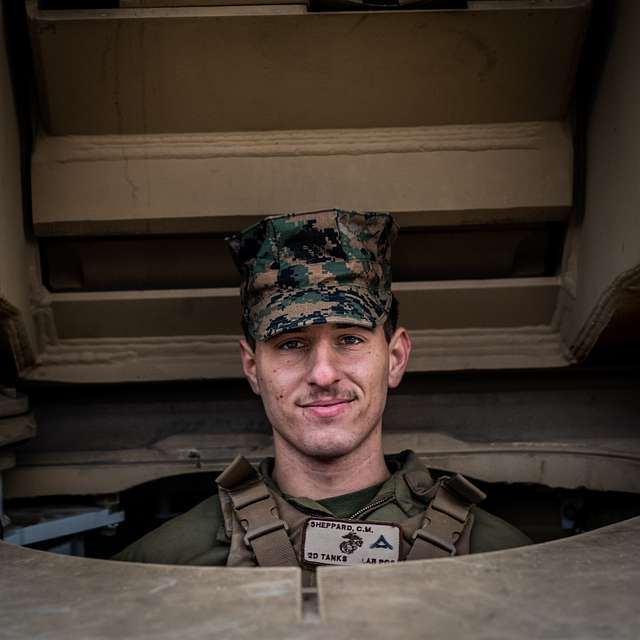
[339,335,364,346]
[279,339,304,350]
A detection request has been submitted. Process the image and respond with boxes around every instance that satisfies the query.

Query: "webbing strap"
[406,474,486,561]
[216,456,299,567]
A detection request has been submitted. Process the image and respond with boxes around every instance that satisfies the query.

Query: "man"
[114,209,530,568]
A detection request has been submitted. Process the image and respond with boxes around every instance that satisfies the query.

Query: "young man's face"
[240,323,411,460]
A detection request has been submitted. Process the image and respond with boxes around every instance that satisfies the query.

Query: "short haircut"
[383,294,399,342]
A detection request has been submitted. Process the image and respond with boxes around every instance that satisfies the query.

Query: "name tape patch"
[302,518,400,566]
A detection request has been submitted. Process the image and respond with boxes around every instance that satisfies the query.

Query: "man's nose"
[306,340,340,388]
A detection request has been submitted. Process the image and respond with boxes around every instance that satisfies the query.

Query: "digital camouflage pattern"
[226,209,398,341]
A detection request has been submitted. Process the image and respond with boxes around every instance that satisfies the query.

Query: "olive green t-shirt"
[113,470,531,566]
[317,483,384,519]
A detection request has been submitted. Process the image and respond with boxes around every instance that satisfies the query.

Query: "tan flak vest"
[215,452,486,568]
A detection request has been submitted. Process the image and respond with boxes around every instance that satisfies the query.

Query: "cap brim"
[253,286,389,341]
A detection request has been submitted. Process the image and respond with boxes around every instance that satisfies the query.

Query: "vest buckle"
[412,528,457,556]
[243,519,289,546]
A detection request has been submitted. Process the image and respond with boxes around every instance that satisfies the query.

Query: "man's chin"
[296,432,363,460]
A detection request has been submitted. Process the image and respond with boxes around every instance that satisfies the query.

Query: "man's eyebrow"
[266,324,373,340]
[264,329,305,342]
[333,323,374,332]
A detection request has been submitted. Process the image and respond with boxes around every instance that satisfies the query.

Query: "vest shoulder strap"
[216,455,299,567]
[406,473,486,561]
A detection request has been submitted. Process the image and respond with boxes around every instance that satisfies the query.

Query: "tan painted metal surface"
[0,414,37,448]
[1,516,638,639]
[0,545,302,638]
[560,0,640,359]
[28,3,588,135]
[0,7,37,368]
[47,278,561,337]
[25,326,567,383]
[31,122,573,236]
[5,432,638,499]
[3,0,637,382]
[316,516,640,638]
[22,279,566,382]
[20,2,590,379]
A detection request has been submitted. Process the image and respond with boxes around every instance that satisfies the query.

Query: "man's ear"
[239,339,261,395]
[387,327,412,389]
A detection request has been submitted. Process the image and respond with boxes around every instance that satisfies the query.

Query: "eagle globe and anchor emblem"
[339,532,364,555]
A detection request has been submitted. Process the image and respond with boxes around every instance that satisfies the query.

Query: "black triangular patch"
[370,534,393,550]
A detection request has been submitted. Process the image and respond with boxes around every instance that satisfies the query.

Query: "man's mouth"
[298,397,355,418]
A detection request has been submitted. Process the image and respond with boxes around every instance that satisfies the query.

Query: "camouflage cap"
[226,209,398,341]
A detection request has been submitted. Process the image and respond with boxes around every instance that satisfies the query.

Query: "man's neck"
[271,431,390,501]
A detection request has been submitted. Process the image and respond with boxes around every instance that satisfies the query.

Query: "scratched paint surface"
[2,517,639,639]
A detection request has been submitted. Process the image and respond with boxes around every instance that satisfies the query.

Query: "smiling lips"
[299,398,355,419]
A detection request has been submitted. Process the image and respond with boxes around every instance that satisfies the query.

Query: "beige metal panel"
[25,278,562,380]
[46,278,560,339]
[1,518,639,638]
[407,326,569,371]
[4,429,638,497]
[0,543,302,637]
[29,335,245,382]
[395,278,561,329]
[562,1,640,360]
[315,518,640,639]
[50,288,242,338]
[24,325,567,383]
[40,225,561,291]
[0,10,37,368]
[31,122,573,236]
[35,208,571,238]
[0,415,37,448]
[28,2,589,135]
